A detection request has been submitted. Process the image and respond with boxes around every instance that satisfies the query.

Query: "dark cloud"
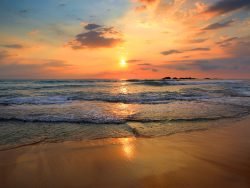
[69,24,123,49]
[161,48,210,56]
[127,59,142,63]
[59,3,66,7]
[161,50,182,55]
[205,0,250,15]
[1,44,24,49]
[84,23,102,30]
[44,60,71,67]
[189,38,208,43]
[138,63,152,66]
[203,20,234,30]
[187,48,210,51]
[141,67,158,72]
[136,62,158,72]
[19,9,28,14]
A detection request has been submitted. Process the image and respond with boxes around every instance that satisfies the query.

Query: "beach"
[1,115,250,188]
[1,0,250,186]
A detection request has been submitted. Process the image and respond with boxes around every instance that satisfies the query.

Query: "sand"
[1,116,250,188]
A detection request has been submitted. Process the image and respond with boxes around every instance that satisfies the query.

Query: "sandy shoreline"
[1,116,250,188]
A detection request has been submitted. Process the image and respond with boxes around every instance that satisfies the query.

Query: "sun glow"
[120,59,127,67]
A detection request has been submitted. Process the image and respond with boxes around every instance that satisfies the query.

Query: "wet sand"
[1,117,250,188]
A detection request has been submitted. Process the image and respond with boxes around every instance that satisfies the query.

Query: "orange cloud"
[135,5,147,12]
[137,0,157,4]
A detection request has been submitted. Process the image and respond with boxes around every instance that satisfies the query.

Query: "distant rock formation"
[162,76,196,80]
[179,77,196,80]
[162,77,171,80]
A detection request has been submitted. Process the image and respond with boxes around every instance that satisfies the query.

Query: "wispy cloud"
[187,48,210,51]
[43,60,71,67]
[189,38,208,43]
[161,47,210,56]
[1,44,24,49]
[216,37,238,47]
[161,50,182,55]
[0,50,9,60]
[28,29,39,36]
[138,63,152,66]
[203,20,234,30]
[204,0,250,15]
[127,59,142,63]
[140,67,158,72]
[0,59,72,79]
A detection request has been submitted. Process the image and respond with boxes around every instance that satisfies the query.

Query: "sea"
[0,79,250,150]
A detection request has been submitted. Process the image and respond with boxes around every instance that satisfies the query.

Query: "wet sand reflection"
[119,137,136,160]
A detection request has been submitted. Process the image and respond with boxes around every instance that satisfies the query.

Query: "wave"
[0,96,71,105]
[128,79,244,86]
[0,87,216,105]
[0,83,104,91]
[1,92,249,105]
[0,110,247,124]
[32,79,118,84]
[0,91,210,105]
[1,79,249,106]
[0,117,126,124]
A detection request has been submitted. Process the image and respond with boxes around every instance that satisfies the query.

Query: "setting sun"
[120,59,127,67]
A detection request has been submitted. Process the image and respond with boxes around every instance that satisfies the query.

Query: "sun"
[120,59,127,67]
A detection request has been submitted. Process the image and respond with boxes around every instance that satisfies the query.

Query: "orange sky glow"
[0,0,250,79]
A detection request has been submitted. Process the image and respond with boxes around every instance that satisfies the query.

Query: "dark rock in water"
[205,78,211,80]
[162,76,196,80]
[126,79,140,82]
[179,77,196,80]
[162,77,171,80]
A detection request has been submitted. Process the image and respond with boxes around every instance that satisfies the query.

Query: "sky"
[0,0,249,79]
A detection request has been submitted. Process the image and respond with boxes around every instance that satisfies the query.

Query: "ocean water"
[0,79,250,150]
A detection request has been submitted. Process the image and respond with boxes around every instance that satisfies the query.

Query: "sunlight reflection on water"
[120,86,128,94]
